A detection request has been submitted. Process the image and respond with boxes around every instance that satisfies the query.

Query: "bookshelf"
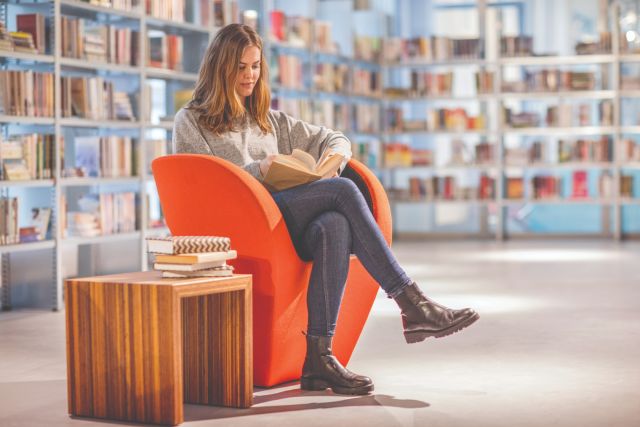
[0,0,214,310]
[378,0,640,240]
[2,0,640,310]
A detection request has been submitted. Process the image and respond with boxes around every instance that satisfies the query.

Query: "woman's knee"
[304,211,351,251]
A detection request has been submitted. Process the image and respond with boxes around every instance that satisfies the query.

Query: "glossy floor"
[1,240,639,427]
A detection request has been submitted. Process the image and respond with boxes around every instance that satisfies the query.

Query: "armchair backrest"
[151,154,295,260]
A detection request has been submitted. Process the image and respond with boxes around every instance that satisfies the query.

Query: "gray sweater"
[172,108,352,184]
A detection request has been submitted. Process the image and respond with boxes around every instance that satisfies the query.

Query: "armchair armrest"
[152,154,291,253]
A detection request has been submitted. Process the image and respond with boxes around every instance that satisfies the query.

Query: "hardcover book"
[154,250,237,265]
[263,148,344,191]
[161,264,234,278]
[146,235,231,254]
[154,259,233,272]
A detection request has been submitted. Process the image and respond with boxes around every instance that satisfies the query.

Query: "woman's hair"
[188,24,272,135]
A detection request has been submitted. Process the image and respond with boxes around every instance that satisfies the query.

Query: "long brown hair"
[188,24,272,135]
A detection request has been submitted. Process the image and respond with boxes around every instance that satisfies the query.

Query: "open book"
[263,149,344,191]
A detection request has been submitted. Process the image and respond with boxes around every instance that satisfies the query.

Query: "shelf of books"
[3,0,640,310]
[0,0,217,311]
[376,0,640,241]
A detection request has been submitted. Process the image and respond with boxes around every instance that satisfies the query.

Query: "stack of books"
[147,235,237,278]
[10,31,37,53]
[0,22,13,51]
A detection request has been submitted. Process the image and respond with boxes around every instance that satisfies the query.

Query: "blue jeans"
[271,177,413,337]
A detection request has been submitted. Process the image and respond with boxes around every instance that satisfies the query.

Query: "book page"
[290,149,316,171]
[315,148,333,170]
[272,155,310,170]
[263,160,320,191]
[315,152,344,178]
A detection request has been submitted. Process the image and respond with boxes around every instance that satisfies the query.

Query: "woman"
[173,24,479,396]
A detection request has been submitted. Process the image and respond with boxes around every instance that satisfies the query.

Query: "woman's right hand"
[259,154,278,177]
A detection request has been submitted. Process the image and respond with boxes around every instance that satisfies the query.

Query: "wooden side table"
[64,271,253,426]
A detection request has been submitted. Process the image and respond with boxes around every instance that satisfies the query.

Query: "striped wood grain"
[65,272,252,426]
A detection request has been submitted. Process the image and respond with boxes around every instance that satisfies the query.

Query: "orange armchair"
[152,154,392,387]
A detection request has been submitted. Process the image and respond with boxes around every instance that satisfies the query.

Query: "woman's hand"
[259,154,278,177]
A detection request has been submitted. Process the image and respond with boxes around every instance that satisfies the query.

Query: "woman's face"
[235,45,261,99]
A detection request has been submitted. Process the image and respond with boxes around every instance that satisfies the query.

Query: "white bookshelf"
[3,0,640,310]
[377,0,640,241]
[0,0,217,311]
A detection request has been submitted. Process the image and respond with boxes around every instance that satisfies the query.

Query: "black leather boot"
[394,282,479,344]
[300,334,374,395]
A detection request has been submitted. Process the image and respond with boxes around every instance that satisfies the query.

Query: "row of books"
[270,97,382,135]
[146,0,185,23]
[0,198,18,245]
[476,71,495,94]
[68,0,246,27]
[69,136,136,178]
[352,103,381,133]
[449,140,495,165]
[384,71,453,99]
[63,192,136,238]
[575,33,612,55]
[383,37,481,63]
[502,70,597,93]
[147,235,236,278]
[213,0,257,30]
[620,139,640,162]
[504,137,612,165]
[558,137,611,163]
[269,11,336,54]
[352,69,382,97]
[0,71,55,117]
[80,0,136,12]
[621,75,640,90]
[382,140,494,168]
[311,101,350,133]
[61,16,139,65]
[507,170,629,200]
[388,172,634,202]
[0,17,44,54]
[502,101,613,128]
[383,143,433,168]
[500,36,535,57]
[349,69,382,98]
[351,141,379,170]
[61,76,135,121]
[271,54,305,90]
[0,199,51,245]
[314,63,349,94]
[274,60,381,95]
[385,107,486,132]
[380,69,600,98]
[0,134,57,181]
[501,33,612,57]
[354,35,382,63]
[389,174,495,202]
[269,11,312,48]
[148,34,183,71]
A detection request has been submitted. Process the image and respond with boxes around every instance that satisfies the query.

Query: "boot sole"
[404,311,480,344]
[300,377,374,395]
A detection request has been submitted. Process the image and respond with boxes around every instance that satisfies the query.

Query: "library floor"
[1,240,639,427]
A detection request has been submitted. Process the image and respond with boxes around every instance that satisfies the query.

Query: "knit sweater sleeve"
[268,109,352,174]
[173,108,264,181]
